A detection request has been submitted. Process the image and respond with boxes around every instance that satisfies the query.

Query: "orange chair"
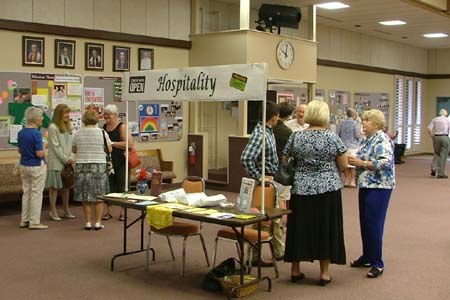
[146,176,209,275]
[211,181,279,278]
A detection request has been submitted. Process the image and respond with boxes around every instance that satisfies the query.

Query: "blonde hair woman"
[73,110,112,230]
[46,104,75,221]
[283,100,348,286]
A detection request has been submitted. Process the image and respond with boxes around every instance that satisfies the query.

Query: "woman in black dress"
[283,100,348,286]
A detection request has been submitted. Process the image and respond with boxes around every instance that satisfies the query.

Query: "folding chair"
[146,176,210,275]
[211,181,279,278]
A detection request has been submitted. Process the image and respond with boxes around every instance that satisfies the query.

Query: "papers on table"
[209,212,236,219]
[135,200,159,206]
[105,193,157,201]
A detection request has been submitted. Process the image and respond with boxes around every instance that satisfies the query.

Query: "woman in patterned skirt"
[283,100,348,286]
[72,110,111,230]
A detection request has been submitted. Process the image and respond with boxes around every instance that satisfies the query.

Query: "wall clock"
[276,40,294,70]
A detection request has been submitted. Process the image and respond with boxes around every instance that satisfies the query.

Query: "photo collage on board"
[136,101,182,142]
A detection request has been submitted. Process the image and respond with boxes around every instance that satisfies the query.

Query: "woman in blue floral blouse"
[348,109,395,279]
[283,100,348,286]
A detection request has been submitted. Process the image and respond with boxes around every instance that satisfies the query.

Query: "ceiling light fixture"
[423,33,448,38]
[379,20,406,26]
[316,2,349,10]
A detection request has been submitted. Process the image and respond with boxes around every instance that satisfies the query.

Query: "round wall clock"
[276,40,295,70]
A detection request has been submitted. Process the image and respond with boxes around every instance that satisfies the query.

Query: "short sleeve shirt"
[284,130,346,195]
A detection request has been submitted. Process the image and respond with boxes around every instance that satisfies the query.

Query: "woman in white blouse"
[73,110,112,230]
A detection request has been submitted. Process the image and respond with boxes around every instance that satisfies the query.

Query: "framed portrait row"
[22,36,154,71]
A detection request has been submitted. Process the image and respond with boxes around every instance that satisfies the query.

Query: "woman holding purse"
[102,104,135,221]
[73,110,111,230]
[46,104,75,221]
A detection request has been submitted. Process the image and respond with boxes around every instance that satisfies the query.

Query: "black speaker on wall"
[247,90,277,134]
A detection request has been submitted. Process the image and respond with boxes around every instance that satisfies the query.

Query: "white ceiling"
[221,0,450,49]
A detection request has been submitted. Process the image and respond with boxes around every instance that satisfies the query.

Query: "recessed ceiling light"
[316,2,349,10]
[379,20,406,26]
[423,33,448,38]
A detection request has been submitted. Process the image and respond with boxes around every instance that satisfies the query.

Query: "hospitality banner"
[122,63,267,101]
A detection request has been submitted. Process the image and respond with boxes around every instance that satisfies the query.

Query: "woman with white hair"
[348,109,395,278]
[17,107,47,229]
[101,104,134,221]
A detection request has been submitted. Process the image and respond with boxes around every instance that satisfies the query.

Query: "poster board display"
[329,90,351,126]
[354,92,390,122]
[0,72,82,150]
[83,76,183,142]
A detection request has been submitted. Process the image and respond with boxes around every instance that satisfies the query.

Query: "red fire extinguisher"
[188,142,197,165]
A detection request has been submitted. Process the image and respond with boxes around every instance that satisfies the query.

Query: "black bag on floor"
[202,258,238,292]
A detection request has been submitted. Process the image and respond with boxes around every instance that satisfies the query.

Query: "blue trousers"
[358,188,392,269]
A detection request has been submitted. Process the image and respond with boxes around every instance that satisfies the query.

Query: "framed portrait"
[22,36,45,66]
[138,48,154,70]
[85,43,104,71]
[113,46,130,72]
[55,39,75,69]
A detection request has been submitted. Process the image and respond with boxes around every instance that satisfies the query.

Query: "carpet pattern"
[0,157,449,300]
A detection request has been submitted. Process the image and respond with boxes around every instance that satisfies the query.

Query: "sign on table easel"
[238,177,255,211]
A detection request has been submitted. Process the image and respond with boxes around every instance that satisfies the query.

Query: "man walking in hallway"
[427,108,450,178]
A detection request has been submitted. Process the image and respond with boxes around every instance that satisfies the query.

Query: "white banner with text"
[122,63,267,101]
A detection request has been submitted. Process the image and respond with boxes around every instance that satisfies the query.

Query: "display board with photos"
[84,76,183,143]
[0,72,82,150]
[329,90,351,126]
[354,92,390,123]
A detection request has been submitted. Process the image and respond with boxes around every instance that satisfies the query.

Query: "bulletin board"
[84,76,183,142]
[329,90,351,126]
[0,72,82,150]
[354,92,390,123]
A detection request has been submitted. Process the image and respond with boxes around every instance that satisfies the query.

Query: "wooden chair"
[146,176,209,275]
[211,181,279,278]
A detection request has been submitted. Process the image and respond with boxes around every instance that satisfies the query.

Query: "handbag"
[127,148,141,169]
[201,257,240,292]
[274,157,294,186]
[102,130,115,176]
[60,163,75,188]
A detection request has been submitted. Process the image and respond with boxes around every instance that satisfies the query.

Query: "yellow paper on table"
[235,214,257,219]
[147,205,173,229]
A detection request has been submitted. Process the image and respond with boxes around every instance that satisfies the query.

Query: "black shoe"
[367,267,384,278]
[431,170,436,177]
[350,259,371,268]
[437,174,448,178]
[275,255,285,261]
[247,260,274,267]
[319,277,332,286]
[291,272,305,283]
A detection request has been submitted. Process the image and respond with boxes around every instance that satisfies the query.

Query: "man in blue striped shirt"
[241,101,280,180]
[240,101,281,266]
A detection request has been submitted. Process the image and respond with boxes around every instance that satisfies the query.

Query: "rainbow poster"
[140,116,159,133]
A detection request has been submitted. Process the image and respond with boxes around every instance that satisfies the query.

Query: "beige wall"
[317,65,436,153]
[428,48,450,73]
[0,29,190,181]
[0,0,191,41]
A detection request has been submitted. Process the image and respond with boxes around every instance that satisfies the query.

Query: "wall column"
[240,0,250,29]
[308,5,317,101]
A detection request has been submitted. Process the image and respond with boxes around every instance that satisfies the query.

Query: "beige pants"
[20,163,47,225]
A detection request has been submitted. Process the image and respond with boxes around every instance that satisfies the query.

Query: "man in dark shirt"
[272,102,295,245]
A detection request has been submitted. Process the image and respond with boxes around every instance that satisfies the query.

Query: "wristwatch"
[363,161,368,168]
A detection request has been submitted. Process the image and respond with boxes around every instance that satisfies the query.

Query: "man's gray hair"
[439,109,448,116]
